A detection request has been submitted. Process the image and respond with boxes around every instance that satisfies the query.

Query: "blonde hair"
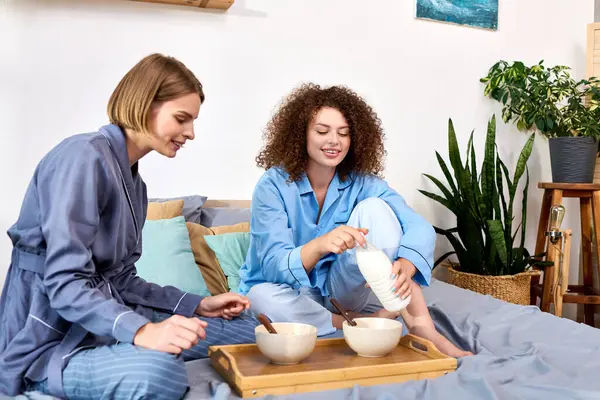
[107,53,204,133]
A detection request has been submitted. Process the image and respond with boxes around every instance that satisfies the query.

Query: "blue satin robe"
[0,124,204,397]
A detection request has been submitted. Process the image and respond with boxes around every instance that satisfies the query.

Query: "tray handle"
[401,334,447,359]
[211,348,237,376]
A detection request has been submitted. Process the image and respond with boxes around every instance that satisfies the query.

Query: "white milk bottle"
[355,239,411,312]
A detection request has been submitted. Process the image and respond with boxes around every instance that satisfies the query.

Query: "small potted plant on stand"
[420,115,552,305]
[481,60,600,183]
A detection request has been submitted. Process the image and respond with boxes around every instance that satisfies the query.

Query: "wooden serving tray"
[208,334,457,398]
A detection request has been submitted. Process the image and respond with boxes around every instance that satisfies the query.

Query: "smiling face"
[146,92,201,158]
[306,107,351,173]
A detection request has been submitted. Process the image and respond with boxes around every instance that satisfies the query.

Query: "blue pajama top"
[237,167,436,296]
[0,124,204,397]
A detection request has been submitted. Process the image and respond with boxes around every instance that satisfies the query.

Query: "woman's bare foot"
[371,310,472,358]
[411,323,473,358]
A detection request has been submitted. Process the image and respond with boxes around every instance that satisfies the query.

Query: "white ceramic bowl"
[255,322,318,365]
[342,317,403,357]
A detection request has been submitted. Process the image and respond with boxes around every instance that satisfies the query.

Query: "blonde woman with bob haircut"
[0,53,259,399]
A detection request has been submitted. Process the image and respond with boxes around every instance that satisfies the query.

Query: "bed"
[17,199,600,400]
[185,278,600,399]
[167,199,600,399]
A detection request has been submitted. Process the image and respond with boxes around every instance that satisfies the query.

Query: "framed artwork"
[416,0,498,31]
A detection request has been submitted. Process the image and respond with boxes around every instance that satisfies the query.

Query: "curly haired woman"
[238,83,471,358]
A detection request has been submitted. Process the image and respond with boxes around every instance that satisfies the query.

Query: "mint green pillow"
[204,232,250,293]
[136,216,210,297]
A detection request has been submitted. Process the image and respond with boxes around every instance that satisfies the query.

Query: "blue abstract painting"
[416,0,498,30]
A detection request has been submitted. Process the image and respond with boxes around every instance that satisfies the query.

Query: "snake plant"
[420,115,551,275]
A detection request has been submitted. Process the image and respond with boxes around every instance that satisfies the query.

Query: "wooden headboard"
[203,199,251,208]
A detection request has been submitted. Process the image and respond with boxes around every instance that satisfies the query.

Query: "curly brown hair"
[256,83,387,182]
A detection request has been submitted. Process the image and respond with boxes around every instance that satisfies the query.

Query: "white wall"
[0,0,594,319]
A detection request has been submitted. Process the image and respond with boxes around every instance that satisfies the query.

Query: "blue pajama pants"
[28,310,259,399]
[247,197,409,337]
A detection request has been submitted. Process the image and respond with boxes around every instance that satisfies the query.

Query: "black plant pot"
[549,137,598,183]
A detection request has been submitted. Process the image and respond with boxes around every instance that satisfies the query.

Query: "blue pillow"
[200,207,251,227]
[149,195,207,224]
[136,216,210,297]
[204,232,250,293]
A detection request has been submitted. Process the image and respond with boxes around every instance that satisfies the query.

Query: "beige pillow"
[146,200,184,220]
[187,222,250,295]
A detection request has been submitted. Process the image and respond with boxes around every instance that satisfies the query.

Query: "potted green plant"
[481,60,600,183]
[420,115,551,305]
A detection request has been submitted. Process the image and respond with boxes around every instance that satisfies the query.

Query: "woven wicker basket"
[446,266,541,305]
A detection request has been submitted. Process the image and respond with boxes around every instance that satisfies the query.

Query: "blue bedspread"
[185,279,600,400]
